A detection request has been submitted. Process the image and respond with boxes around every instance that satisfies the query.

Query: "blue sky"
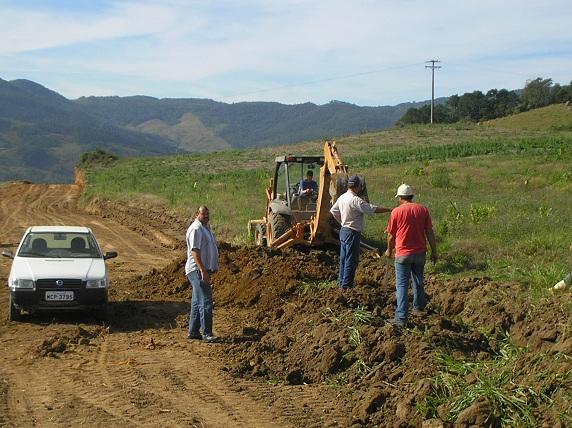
[1,0,571,106]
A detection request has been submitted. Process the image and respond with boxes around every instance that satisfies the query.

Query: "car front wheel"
[8,293,21,321]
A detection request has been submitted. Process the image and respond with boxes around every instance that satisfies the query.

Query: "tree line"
[399,78,572,124]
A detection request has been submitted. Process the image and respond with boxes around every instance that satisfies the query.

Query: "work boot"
[387,318,406,328]
[203,335,218,343]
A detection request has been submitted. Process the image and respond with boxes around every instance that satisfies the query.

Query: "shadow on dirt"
[110,300,189,332]
[11,300,189,332]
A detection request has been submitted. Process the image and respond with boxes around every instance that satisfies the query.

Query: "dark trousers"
[339,227,360,289]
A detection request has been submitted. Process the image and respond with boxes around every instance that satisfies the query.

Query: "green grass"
[418,338,572,427]
[299,280,338,294]
[83,117,572,291]
[485,104,572,131]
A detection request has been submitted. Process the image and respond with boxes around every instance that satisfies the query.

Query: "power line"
[219,62,422,101]
[425,59,441,124]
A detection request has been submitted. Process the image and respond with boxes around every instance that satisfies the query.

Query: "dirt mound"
[116,242,339,307]
[429,277,572,354]
[36,326,108,357]
[112,255,189,300]
[125,242,572,426]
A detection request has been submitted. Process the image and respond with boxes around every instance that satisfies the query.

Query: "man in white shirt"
[330,175,391,290]
[185,205,219,342]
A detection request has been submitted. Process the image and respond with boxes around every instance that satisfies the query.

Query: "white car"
[2,226,117,321]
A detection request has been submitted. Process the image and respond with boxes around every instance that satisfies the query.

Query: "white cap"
[395,183,414,198]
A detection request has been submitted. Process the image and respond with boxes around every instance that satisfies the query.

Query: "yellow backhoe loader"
[248,141,368,249]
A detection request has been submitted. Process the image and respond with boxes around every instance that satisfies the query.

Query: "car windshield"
[17,232,102,258]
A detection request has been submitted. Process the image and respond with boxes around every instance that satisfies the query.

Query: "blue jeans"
[187,270,213,336]
[339,227,361,289]
[394,252,426,321]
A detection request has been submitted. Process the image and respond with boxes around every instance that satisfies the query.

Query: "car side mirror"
[104,251,118,260]
[2,250,14,259]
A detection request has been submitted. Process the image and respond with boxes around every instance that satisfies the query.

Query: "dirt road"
[0,182,348,427]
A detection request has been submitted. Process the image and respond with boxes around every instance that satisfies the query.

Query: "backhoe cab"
[249,141,367,249]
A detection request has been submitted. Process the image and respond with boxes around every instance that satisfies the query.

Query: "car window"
[17,232,103,258]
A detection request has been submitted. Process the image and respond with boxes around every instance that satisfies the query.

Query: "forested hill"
[0,77,426,183]
[74,96,421,149]
[0,78,179,183]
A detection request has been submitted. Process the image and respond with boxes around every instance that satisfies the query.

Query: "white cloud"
[0,2,182,54]
[1,0,570,104]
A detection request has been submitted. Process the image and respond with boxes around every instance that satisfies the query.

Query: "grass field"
[83,105,572,293]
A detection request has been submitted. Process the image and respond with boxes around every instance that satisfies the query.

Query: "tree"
[456,91,488,122]
[521,78,553,110]
[550,81,572,104]
[399,106,430,124]
[486,89,520,118]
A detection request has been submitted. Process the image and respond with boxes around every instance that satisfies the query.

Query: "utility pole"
[425,59,441,124]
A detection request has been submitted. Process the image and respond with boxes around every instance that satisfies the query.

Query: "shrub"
[80,149,118,167]
[470,204,497,224]
[431,167,452,189]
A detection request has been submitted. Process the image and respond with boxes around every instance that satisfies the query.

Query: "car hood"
[10,257,106,280]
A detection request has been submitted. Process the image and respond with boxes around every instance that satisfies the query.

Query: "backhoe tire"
[8,293,21,322]
[269,212,291,243]
[255,223,267,246]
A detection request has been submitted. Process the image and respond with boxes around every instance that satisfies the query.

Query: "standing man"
[330,175,392,290]
[385,184,438,327]
[185,205,219,342]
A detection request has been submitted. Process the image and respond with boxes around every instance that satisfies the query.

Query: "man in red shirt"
[384,184,438,327]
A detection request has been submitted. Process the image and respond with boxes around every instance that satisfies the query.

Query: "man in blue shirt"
[298,170,318,209]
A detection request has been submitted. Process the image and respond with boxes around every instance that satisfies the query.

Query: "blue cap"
[348,175,361,187]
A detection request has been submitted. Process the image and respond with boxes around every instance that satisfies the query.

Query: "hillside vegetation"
[0,78,179,183]
[401,77,571,124]
[485,103,572,130]
[75,96,418,148]
[83,106,572,293]
[0,77,426,183]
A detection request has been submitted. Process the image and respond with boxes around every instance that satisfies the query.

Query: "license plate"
[45,291,74,301]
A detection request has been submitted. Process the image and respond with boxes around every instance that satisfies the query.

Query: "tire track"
[92,333,288,428]
[0,182,172,277]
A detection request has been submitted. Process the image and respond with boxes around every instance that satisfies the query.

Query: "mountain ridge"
[1,77,432,182]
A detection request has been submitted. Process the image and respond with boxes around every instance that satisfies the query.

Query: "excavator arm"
[310,141,349,244]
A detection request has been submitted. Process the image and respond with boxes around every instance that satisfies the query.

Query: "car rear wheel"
[8,293,21,321]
